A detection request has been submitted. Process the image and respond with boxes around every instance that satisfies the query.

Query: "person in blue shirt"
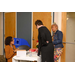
[51,23,64,62]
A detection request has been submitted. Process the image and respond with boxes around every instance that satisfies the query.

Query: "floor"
[0,55,36,62]
[0,55,6,62]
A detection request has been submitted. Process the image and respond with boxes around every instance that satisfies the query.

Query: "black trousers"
[41,43,54,62]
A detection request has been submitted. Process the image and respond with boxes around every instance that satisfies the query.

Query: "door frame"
[31,12,33,48]
[0,12,3,55]
[31,12,54,48]
[3,12,17,55]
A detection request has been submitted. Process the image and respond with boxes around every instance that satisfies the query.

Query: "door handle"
[33,39,34,40]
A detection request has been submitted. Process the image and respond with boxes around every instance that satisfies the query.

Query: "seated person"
[5,36,19,62]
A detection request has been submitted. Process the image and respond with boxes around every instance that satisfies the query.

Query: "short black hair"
[5,36,13,45]
[35,20,43,26]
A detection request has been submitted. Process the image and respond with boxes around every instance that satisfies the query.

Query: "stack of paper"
[17,50,26,57]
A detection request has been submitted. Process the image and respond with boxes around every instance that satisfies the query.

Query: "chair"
[17,45,30,51]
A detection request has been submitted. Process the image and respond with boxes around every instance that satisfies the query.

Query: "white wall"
[54,12,62,30]
[0,12,3,55]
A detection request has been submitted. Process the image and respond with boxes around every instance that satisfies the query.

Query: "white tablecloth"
[12,52,41,62]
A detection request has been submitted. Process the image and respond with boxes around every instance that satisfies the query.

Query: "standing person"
[51,23,64,62]
[5,36,19,62]
[35,20,54,62]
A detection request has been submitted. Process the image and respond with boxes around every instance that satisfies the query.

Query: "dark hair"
[5,36,13,45]
[35,20,43,26]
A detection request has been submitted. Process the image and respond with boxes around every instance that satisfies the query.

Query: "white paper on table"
[37,55,41,62]
[32,52,37,56]
[17,50,26,57]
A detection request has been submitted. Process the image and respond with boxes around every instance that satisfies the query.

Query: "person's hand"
[14,50,17,52]
[16,48,19,50]
[14,48,19,52]
[46,41,49,43]
[36,48,38,53]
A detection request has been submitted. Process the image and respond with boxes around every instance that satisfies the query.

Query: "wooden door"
[5,12,16,39]
[32,12,51,48]
[61,12,67,62]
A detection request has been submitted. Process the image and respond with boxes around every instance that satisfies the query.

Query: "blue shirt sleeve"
[53,31,63,45]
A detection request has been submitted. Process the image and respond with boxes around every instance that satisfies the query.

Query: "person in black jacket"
[35,20,54,62]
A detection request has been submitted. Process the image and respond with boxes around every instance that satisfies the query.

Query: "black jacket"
[52,30,64,48]
[38,26,54,62]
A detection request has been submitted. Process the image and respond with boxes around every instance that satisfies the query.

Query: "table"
[12,52,41,62]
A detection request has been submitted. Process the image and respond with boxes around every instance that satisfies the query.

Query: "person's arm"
[53,31,63,45]
[13,45,16,49]
[38,30,48,56]
[5,46,15,59]
[13,45,19,53]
